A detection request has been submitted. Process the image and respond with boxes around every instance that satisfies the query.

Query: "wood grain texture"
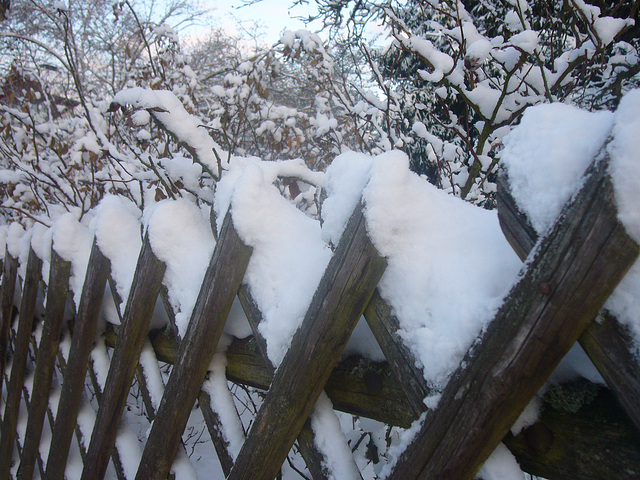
[238,282,337,480]
[498,169,640,432]
[198,388,236,476]
[387,155,639,480]
[17,249,71,480]
[364,289,430,416]
[135,211,252,480]
[228,203,387,480]
[0,248,42,480]
[0,247,18,397]
[81,235,166,480]
[44,240,110,480]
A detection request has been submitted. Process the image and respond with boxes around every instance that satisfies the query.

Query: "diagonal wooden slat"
[135,211,252,480]
[386,148,639,479]
[238,282,360,480]
[0,248,42,479]
[363,290,430,416]
[80,234,165,480]
[44,240,110,480]
[197,387,237,475]
[101,303,640,479]
[17,248,71,480]
[497,170,640,431]
[0,247,18,398]
[228,202,387,480]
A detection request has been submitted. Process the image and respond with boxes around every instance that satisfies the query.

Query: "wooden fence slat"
[43,240,110,480]
[197,388,236,475]
[0,248,42,479]
[135,211,252,480]
[135,340,200,480]
[237,284,332,480]
[238,282,357,480]
[17,248,71,480]
[363,290,430,416]
[80,234,165,480]
[497,171,640,432]
[103,315,640,480]
[0,247,18,397]
[227,202,387,480]
[386,150,639,479]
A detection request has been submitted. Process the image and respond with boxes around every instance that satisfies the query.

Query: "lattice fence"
[1,141,640,480]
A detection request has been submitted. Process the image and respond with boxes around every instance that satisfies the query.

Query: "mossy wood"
[227,203,387,480]
[44,240,111,480]
[0,248,42,480]
[135,211,252,480]
[0,247,18,397]
[387,154,639,479]
[503,387,640,479]
[81,234,166,480]
[17,249,71,480]
[497,170,640,432]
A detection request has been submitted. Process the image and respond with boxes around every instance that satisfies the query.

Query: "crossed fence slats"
[0,248,42,477]
[496,168,640,431]
[16,249,70,480]
[0,148,639,480]
[385,146,639,479]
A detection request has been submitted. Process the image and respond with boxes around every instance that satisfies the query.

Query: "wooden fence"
[0,147,639,480]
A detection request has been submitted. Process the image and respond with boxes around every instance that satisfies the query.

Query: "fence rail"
[1,149,640,480]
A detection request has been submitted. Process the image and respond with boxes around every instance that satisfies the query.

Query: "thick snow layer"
[502,90,640,353]
[361,151,521,388]
[321,152,373,246]
[608,89,640,244]
[216,160,331,366]
[501,103,614,235]
[91,196,142,308]
[6,222,25,259]
[144,199,215,338]
[201,341,245,460]
[310,393,362,480]
[52,213,94,308]
[30,222,53,284]
[477,443,525,480]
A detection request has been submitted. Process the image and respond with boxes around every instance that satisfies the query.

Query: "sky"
[198,0,322,46]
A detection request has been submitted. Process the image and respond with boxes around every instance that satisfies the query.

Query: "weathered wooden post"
[44,241,110,480]
[0,247,18,398]
[135,211,252,480]
[497,171,640,431]
[386,152,639,479]
[80,235,165,480]
[228,203,387,480]
[17,249,71,480]
[0,248,42,479]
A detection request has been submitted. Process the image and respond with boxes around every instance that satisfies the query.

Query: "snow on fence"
[1,96,640,480]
